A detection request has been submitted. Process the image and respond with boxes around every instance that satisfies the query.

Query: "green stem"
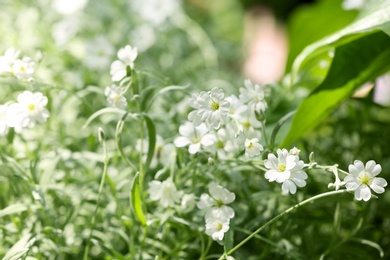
[269,111,295,152]
[83,134,110,260]
[221,189,348,259]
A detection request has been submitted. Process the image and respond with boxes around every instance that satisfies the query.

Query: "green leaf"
[351,238,384,258]
[0,203,28,218]
[224,218,234,253]
[291,1,390,85]
[91,239,126,260]
[281,31,390,147]
[82,107,128,129]
[130,172,147,225]
[143,115,156,172]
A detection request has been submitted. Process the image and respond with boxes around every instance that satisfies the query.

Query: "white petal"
[188,143,201,154]
[174,137,191,147]
[370,178,387,194]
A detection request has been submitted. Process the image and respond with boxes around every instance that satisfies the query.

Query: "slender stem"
[221,189,348,258]
[83,135,110,260]
[269,110,295,152]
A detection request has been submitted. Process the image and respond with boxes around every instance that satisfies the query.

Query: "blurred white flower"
[131,0,179,26]
[197,182,235,219]
[104,85,127,108]
[205,211,230,241]
[148,179,180,208]
[239,79,267,112]
[136,135,175,168]
[130,25,156,52]
[12,57,34,80]
[84,36,114,70]
[188,88,230,129]
[225,95,247,120]
[0,104,9,135]
[52,0,89,15]
[289,147,301,156]
[342,0,364,10]
[236,108,261,139]
[0,47,20,73]
[110,45,138,82]
[7,91,50,129]
[52,18,79,45]
[181,193,196,212]
[264,148,307,195]
[174,122,215,154]
[245,138,263,157]
[344,160,387,201]
[207,127,238,159]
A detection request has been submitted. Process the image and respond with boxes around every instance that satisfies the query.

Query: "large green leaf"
[130,172,147,225]
[291,1,390,86]
[281,31,390,147]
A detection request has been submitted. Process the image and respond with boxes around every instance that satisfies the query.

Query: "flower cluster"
[197,183,235,241]
[104,45,138,109]
[0,48,50,135]
[174,80,267,159]
[0,47,35,81]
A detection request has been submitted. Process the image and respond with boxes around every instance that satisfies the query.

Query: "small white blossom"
[188,88,230,129]
[148,179,180,208]
[0,47,20,73]
[7,91,50,129]
[197,182,235,219]
[289,147,301,156]
[239,79,267,112]
[245,138,263,157]
[12,57,35,80]
[104,85,127,108]
[342,0,364,10]
[84,36,114,70]
[136,135,175,168]
[225,95,247,119]
[174,122,215,154]
[110,45,138,82]
[264,148,308,194]
[205,211,230,241]
[344,160,387,201]
[237,108,261,139]
[52,0,88,15]
[130,0,179,26]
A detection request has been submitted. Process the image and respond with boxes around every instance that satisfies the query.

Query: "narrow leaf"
[143,115,156,172]
[0,204,28,218]
[130,172,147,225]
[82,107,127,129]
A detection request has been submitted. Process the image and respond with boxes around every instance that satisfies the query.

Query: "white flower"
[236,108,261,139]
[136,135,175,168]
[197,182,235,219]
[84,36,114,70]
[130,0,179,26]
[0,47,20,73]
[7,91,50,129]
[289,147,301,156]
[52,18,79,45]
[181,193,197,212]
[225,95,248,119]
[205,211,230,241]
[148,179,180,208]
[188,88,230,129]
[174,122,215,154]
[12,57,34,80]
[206,127,238,159]
[52,0,88,15]
[0,104,8,135]
[110,45,138,82]
[264,149,308,195]
[245,138,263,157]
[342,0,364,10]
[104,85,127,108]
[239,79,267,112]
[344,160,387,201]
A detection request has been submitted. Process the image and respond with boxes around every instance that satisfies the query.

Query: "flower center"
[210,101,219,111]
[247,142,253,149]
[277,164,286,172]
[27,104,35,111]
[360,173,371,185]
[216,140,224,149]
[215,200,224,208]
[216,222,223,231]
[20,65,26,72]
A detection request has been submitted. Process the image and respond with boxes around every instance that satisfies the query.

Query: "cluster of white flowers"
[197,183,235,241]
[103,44,138,109]
[0,48,35,81]
[174,80,267,158]
[0,48,50,135]
[148,179,180,208]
